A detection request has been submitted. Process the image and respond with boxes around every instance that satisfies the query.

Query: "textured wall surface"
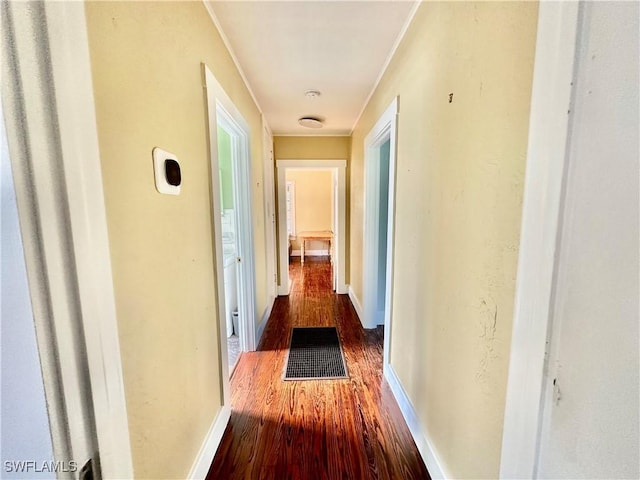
[85,2,265,477]
[350,2,538,477]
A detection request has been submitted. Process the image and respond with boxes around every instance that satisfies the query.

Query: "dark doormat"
[283,327,348,380]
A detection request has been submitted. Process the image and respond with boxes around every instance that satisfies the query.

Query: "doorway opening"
[284,169,336,287]
[276,160,347,296]
[216,124,241,372]
[362,98,398,370]
[204,65,257,389]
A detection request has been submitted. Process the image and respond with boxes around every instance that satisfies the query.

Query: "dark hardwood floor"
[207,257,430,480]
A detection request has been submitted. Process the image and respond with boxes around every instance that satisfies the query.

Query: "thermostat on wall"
[152,147,181,195]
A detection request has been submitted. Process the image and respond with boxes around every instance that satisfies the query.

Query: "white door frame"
[276,160,347,296]
[362,97,398,373]
[203,65,257,394]
[262,120,277,308]
[332,174,339,291]
[1,2,133,477]
[285,180,297,237]
[219,105,257,355]
[499,2,581,478]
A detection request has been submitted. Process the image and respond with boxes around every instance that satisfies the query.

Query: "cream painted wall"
[85,2,266,478]
[350,2,538,478]
[286,170,333,250]
[273,136,350,160]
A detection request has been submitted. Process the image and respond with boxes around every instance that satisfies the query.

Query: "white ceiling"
[208,1,418,136]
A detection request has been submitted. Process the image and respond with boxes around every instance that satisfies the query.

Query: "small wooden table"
[297,230,334,264]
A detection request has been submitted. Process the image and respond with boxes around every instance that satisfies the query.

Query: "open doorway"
[216,125,241,372]
[204,65,257,385]
[276,160,347,296]
[362,98,398,370]
[285,169,335,285]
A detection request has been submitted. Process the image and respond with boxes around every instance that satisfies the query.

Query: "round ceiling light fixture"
[298,116,324,129]
[305,90,321,98]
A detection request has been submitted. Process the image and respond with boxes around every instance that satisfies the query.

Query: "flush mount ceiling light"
[298,117,324,129]
[305,90,321,98]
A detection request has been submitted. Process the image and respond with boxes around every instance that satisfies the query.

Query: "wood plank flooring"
[207,257,430,480]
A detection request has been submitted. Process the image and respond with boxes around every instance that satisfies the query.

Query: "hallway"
[207,257,430,479]
[3,2,638,478]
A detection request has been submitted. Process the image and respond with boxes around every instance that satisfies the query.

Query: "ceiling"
[208,1,418,136]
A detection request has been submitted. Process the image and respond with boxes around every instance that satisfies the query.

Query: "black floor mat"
[284,327,348,380]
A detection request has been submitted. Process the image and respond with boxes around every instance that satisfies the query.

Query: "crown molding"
[202,1,264,118]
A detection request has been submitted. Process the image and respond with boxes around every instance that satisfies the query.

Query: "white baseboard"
[290,249,330,256]
[348,285,364,324]
[384,364,448,479]
[277,274,291,296]
[256,295,274,346]
[187,405,231,479]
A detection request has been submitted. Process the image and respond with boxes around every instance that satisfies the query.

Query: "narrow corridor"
[207,257,430,479]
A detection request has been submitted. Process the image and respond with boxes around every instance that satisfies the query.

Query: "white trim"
[187,405,232,480]
[332,173,339,291]
[276,159,348,296]
[262,119,278,304]
[285,180,296,236]
[499,3,581,478]
[256,295,275,346]
[348,286,364,324]
[202,1,263,117]
[362,96,399,373]
[203,64,259,417]
[290,249,330,257]
[203,65,231,407]
[45,3,134,476]
[384,365,448,480]
[1,2,133,477]
[349,1,421,134]
[219,106,258,354]
[1,0,84,466]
